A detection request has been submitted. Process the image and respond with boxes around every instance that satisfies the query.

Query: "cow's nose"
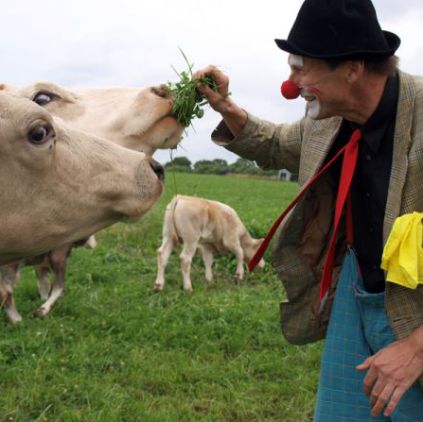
[149,158,165,181]
[151,84,172,100]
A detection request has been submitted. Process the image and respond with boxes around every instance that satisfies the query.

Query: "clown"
[195,0,423,420]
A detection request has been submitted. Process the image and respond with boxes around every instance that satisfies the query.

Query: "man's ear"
[346,60,364,83]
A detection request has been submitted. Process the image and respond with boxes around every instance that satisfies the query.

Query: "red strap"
[319,129,361,306]
[248,128,362,309]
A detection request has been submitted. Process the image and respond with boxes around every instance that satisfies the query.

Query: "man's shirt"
[328,73,398,293]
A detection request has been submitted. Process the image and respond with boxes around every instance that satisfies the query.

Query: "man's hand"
[194,65,230,113]
[356,326,423,417]
[194,65,248,137]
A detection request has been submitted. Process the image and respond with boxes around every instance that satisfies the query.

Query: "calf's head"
[0,92,163,263]
[241,236,265,268]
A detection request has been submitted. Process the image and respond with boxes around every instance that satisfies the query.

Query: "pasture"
[1,172,322,421]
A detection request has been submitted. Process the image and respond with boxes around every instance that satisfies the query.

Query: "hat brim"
[275,30,400,59]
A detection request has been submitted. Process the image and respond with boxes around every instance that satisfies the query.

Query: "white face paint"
[288,54,304,68]
[288,54,322,119]
[305,99,321,119]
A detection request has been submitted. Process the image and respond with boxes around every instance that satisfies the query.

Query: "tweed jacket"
[212,71,423,380]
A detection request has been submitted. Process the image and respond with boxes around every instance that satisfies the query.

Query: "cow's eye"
[33,91,58,106]
[27,123,55,145]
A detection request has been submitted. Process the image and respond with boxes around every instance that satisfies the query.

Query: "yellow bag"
[381,212,423,289]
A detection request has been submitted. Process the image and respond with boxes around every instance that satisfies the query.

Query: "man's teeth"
[301,92,316,101]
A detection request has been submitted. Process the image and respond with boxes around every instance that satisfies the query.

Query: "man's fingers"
[196,82,214,94]
[363,368,378,395]
[383,386,405,417]
[197,84,219,103]
[370,379,385,407]
[194,65,221,86]
[356,356,373,371]
[370,382,395,417]
[193,65,216,79]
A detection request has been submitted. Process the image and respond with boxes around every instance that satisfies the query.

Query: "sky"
[1,0,423,165]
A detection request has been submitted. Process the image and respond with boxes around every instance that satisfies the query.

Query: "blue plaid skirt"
[314,248,423,421]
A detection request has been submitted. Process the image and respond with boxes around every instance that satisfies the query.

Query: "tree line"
[164,157,297,180]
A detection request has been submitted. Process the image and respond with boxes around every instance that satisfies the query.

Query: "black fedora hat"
[275,0,400,59]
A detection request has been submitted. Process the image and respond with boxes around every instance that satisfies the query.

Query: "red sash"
[249,128,362,310]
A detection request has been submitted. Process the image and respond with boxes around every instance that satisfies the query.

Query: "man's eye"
[33,92,57,106]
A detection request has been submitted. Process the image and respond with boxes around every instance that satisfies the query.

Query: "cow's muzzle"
[149,158,164,182]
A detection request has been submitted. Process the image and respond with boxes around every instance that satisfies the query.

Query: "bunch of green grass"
[168,49,220,127]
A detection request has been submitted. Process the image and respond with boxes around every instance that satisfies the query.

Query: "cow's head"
[3,82,185,155]
[0,92,164,263]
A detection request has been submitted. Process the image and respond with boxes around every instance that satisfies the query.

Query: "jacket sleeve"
[211,112,303,174]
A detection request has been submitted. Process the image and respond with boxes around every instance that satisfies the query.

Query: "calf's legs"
[179,241,199,292]
[230,243,245,280]
[198,244,214,283]
[154,238,175,291]
[155,238,209,292]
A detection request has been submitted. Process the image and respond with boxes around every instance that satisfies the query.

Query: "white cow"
[0,81,185,321]
[0,91,164,262]
[154,195,265,292]
[2,81,184,154]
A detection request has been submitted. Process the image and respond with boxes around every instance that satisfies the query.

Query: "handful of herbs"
[168,49,219,127]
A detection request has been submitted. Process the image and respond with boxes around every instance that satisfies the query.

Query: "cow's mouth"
[154,112,185,143]
[157,113,176,124]
[149,158,165,182]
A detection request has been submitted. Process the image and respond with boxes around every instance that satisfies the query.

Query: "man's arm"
[195,65,303,173]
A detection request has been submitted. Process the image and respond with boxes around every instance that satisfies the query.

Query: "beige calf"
[154,195,265,292]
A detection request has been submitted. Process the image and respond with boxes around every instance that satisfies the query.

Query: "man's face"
[288,54,351,120]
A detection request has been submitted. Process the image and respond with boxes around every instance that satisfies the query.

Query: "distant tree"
[210,159,230,175]
[164,156,192,172]
[229,158,259,174]
[228,157,279,177]
[194,159,229,174]
[165,156,279,177]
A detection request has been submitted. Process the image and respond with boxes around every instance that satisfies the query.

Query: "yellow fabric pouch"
[381,212,423,289]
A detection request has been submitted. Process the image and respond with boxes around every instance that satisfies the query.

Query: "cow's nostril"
[149,158,165,181]
[151,84,171,99]
[28,123,55,145]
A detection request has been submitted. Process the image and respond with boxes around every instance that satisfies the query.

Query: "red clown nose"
[280,80,301,99]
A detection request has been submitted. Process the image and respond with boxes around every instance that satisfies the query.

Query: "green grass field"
[1,172,322,421]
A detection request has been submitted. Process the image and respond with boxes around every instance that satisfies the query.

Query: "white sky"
[1,0,423,165]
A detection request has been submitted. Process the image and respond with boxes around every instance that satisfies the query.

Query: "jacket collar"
[383,71,415,242]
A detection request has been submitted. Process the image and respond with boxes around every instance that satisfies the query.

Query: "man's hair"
[324,55,399,76]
